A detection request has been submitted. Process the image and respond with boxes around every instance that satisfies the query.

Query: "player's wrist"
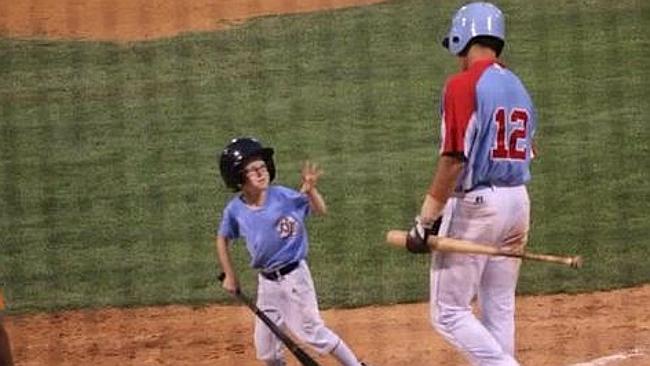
[300,183,313,194]
[420,194,445,223]
[302,179,319,191]
[415,215,435,230]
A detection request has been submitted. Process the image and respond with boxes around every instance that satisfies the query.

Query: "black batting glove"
[406,216,436,254]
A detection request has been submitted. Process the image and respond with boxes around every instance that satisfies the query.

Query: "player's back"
[462,62,536,190]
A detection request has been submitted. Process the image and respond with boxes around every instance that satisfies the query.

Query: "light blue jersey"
[440,60,536,192]
[218,185,310,270]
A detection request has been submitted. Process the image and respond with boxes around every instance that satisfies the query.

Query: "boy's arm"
[303,187,327,216]
[215,235,239,293]
[0,290,14,366]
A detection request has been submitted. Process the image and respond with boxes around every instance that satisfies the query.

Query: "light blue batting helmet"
[442,2,505,55]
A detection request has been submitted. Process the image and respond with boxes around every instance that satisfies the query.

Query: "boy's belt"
[260,261,300,281]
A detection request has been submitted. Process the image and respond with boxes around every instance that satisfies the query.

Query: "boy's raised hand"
[300,161,323,193]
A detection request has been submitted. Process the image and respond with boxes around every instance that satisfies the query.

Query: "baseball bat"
[218,273,321,366]
[386,230,583,269]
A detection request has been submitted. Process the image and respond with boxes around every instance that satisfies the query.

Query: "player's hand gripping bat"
[386,230,583,268]
[218,273,321,366]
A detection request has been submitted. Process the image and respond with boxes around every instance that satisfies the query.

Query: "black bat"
[218,272,321,366]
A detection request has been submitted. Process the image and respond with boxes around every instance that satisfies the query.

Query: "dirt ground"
[5,285,650,365]
[0,0,386,42]
[1,0,649,365]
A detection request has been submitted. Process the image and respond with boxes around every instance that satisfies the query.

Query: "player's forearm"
[421,155,464,221]
[215,236,236,279]
[305,188,327,215]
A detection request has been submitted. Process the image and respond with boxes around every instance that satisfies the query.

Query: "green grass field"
[1,0,649,313]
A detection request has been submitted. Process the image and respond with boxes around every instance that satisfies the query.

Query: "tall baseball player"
[405,3,536,365]
[215,137,367,366]
[0,289,15,366]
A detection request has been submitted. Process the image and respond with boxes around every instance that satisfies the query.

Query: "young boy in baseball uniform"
[406,2,536,365]
[215,137,366,366]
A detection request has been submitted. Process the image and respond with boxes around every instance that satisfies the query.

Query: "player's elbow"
[216,235,231,248]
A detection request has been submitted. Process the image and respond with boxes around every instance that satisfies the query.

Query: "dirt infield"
[1,0,649,365]
[0,0,386,42]
[6,285,650,365]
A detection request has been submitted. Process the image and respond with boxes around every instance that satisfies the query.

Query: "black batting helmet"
[219,137,276,191]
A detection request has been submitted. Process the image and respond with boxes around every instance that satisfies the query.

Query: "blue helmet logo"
[442,2,505,55]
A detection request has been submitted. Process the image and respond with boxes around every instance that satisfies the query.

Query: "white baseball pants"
[254,261,340,363]
[430,185,530,366]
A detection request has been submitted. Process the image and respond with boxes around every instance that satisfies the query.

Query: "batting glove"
[406,216,441,254]
[406,216,433,253]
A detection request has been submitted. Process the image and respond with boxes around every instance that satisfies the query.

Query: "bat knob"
[570,256,583,269]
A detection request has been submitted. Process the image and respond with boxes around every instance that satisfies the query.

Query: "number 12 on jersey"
[491,107,530,160]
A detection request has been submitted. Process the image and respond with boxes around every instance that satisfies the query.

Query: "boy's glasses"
[244,164,268,176]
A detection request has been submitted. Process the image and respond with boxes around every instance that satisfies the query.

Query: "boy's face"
[242,158,270,191]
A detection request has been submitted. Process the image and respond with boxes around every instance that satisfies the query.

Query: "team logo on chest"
[276,216,299,239]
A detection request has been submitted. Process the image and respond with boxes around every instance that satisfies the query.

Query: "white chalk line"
[568,348,645,366]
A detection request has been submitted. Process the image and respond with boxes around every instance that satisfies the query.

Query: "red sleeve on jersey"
[440,60,495,156]
[440,74,476,155]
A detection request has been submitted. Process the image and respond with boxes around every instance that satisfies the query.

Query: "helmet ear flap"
[264,150,276,183]
[218,146,244,191]
[443,34,462,52]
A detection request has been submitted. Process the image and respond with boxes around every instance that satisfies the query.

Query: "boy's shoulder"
[222,193,243,211]
[268,185,305,202]
[269,184,298,195]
